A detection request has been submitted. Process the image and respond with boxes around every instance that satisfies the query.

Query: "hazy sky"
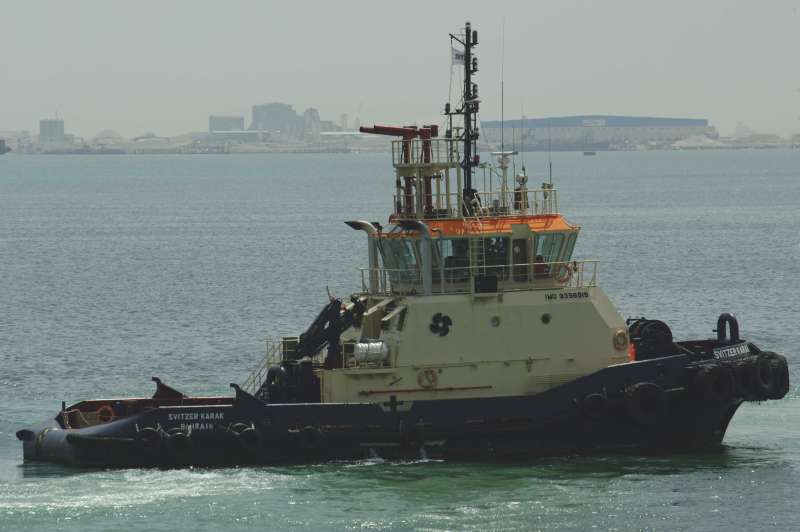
[2,1,799,138]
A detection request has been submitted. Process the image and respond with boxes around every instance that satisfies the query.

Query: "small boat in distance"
[17,22,790,468]
[583,150,596,156]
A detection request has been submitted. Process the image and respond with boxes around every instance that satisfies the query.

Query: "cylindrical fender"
[747,355,775,400]
[765,353,790,400]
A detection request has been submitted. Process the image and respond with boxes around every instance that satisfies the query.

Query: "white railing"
[359,260,598,296]
[391,138,461,168]
[393,188,558,219]
[241,337,290,395]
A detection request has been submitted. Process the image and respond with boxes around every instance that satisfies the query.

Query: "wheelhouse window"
[436,238,469,282]
[378,238,420,283]
[562,232,577,261]
[535,232,566,263]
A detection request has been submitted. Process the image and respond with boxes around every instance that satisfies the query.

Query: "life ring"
[613,330,628,351]
[692,365,735,404]
[626,382,666,425]
[417,368,439,389]
[97,405,116,424]
[554,263,572,284]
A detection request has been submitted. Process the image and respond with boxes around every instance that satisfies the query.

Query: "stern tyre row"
[691,353,790,403]
[735,353,789,401]
[579,383,670,426]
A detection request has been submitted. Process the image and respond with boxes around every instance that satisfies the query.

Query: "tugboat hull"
[17,350,787,468]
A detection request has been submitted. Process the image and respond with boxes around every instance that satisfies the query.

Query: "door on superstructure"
[512,237,529,282]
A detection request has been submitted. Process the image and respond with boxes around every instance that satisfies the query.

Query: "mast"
[449,22,479,214]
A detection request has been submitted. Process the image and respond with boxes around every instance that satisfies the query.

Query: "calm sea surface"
[0,150,798,531]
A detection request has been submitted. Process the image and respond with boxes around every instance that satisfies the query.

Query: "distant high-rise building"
[250,103,304,138]
[39,119,65,143]
[209,115,244,132]
[303,108,321,139]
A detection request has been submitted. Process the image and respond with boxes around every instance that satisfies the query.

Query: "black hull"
[19,351,784,468]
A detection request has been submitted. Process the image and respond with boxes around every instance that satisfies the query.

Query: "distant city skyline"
[2,1,799,138]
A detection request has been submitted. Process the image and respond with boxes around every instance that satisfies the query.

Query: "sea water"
[0,150,798,531]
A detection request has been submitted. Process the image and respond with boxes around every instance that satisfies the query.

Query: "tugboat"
[17,23,790,467]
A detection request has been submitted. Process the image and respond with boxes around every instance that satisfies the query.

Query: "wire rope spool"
[627,319,673,360]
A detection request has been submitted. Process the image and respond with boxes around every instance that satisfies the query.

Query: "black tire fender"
[765,353,790,400]
[231,422,262,451]
[165,427,192,454]
[626,382,667,424]
[749,355,775,400]
[579,392,607,419]
[692,365,736,404]
[137,426,162,450]
[298,426,324,450]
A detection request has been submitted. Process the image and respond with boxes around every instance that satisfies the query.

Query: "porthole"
[541,313,551,324]
[490,316,501,327]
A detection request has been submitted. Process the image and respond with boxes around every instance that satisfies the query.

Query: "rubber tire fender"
[298,426,325,450]
[165,427,192,455]
[579,392,607,419]
[137,427,162,450]
[765,353,790,400]
[692,365,736,404]
[231,422,262,452]
[626,382,667,425]
[748,355,775,400]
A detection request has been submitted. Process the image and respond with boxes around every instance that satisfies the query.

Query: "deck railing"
[392,188,558,219]
[391,138,460,168]
[241,337,290,396]
[359,260,598,296]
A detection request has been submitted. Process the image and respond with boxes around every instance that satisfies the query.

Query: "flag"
[451,47,465,65]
